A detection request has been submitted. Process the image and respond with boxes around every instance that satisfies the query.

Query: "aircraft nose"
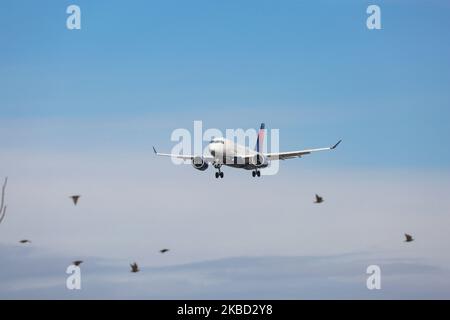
[208,143,216,156]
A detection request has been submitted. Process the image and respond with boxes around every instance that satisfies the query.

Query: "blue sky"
[1,0,450,168]
[1,0,450,299]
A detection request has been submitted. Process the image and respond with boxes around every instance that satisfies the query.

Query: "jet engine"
[250,154,267,167]
[192,157,209,171]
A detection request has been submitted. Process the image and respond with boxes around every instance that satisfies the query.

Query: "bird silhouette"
[19,240,31,244]
[404,234,414,242]
[130,262,140,273]
[73,260,83,266]
[70,195,81,206]
[314,194,324,204]
[160,249,170,254]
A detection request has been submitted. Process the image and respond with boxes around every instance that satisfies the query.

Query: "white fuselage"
[208,138,268,170]
[154,122,340,179]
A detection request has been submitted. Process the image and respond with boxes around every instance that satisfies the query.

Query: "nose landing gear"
[214,164,224,179]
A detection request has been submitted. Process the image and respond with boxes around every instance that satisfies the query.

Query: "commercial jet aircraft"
[153,123,341,178]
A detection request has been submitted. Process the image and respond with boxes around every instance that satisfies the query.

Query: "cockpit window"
[210,139,224,144]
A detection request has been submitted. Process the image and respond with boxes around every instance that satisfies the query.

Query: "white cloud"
[1,244,449,299]
[1,149,450,266]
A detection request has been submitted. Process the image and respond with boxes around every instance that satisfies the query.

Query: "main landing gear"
[252,169,261,177]
[214,164,224,179]
[215,171,224,179]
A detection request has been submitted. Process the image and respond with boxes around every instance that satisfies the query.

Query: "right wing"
[152,147,214,162]
[265,140,341,161]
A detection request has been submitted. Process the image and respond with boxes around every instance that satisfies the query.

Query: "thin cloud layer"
[1,244,449,299]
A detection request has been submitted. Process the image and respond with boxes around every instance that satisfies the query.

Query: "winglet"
[331,140,342,150]
[152,146,157,154]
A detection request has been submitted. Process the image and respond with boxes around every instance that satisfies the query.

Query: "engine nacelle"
[250,154,267,167]
[192,157,209,171]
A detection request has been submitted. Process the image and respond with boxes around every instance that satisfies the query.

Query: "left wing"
[265,140,341,160]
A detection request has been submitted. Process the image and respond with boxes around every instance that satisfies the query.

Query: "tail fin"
[256,123,265,153]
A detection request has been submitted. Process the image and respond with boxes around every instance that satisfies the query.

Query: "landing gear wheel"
[220,172,224,178]
[215,172,219,179]
[252,171,256,177]
[256,170,261,177]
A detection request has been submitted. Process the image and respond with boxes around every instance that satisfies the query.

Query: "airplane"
[153,123,341,179]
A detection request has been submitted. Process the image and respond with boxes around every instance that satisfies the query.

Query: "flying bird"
[19,240,31,244]
[160,249,170,254]
[314,194,324,204]
[73,260,83,266]
[404,234,414,242]
[130,262,140,273]
[70,195,81,206]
